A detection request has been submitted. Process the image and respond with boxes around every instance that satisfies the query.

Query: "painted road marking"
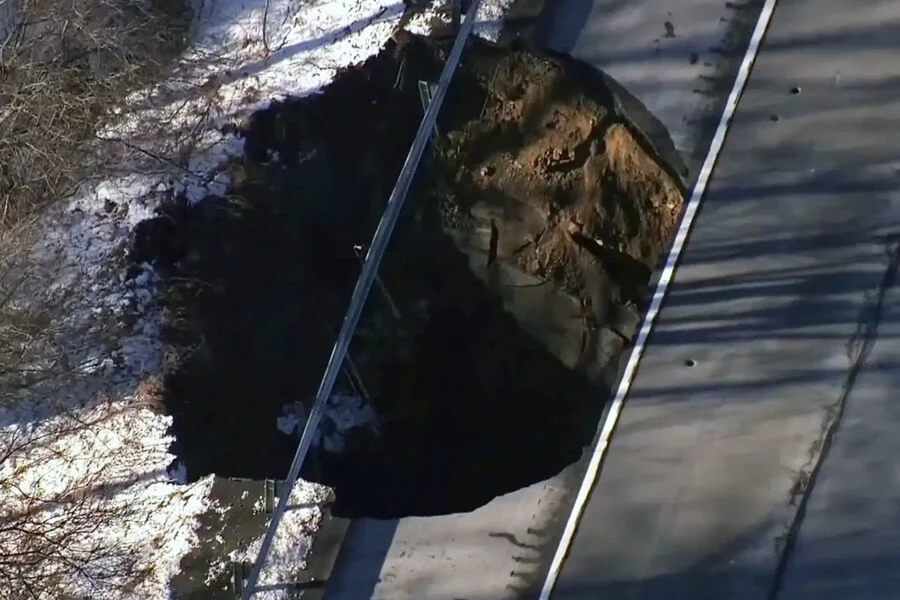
[537,0,781,597]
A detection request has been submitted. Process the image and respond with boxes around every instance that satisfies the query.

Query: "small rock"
[480,165,495,177]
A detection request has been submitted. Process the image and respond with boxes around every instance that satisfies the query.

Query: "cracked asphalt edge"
[766,238,900,600]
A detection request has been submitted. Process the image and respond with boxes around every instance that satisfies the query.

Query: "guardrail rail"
[238,1,485,597]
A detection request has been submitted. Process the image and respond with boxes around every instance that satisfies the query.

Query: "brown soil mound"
[426,41,683,312]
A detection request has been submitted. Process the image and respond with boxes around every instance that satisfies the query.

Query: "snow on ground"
[277,392,380,453]
[0,395,215,600]
[226,478,334,594]
[0,0,513,598]
[472,0,516,40]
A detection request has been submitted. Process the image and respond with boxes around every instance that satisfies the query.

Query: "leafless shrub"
[0,205,161,599]
[0,403,148,600]
[0,0,191,226]
[0,347,162,599]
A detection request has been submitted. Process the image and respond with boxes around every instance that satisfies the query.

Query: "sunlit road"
[323,2,766,599]
[547,0,900,598]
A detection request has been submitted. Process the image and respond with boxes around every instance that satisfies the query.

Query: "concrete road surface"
[323,2,763,599]
[547,0,900,598]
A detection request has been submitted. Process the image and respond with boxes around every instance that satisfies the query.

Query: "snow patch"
[1,0,513,597]
[227,481,333,597]
[474,0,517,41]
[277,393,380,454]
[0,398,215,600]
[168,459,189,484]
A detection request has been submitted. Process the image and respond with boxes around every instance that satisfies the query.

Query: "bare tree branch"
[0,0,193,597]
[0,0,191,227]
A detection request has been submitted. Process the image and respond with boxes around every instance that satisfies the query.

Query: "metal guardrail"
[239,1,484,597]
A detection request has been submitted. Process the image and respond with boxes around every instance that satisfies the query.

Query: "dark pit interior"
[131,33,683,517]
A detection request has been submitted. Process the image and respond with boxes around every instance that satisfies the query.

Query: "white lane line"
[537,0,780,597]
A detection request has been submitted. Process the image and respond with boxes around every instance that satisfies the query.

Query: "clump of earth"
[134,33,683,517]
[421,35,682,315]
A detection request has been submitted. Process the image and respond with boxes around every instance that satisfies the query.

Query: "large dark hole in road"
[132,33,683,518]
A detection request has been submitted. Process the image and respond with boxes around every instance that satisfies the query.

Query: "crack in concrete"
[767,238,900,599]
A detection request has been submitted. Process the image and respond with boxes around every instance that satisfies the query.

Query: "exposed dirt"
[133,34,683,517]
[425,39,682,313]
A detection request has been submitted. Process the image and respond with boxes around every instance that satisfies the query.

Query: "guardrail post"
[263,479,276,515]
[231,561,251,597]
[343,352,371,401]
[451,0,474,32]
[417,80,441,139]
[353,243,403,320]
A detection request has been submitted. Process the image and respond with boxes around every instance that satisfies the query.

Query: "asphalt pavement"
[322,2,762,599]
[547,0,900,598]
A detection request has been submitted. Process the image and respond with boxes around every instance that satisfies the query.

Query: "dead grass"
[0,0,191,226]
[0,1,197,597]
